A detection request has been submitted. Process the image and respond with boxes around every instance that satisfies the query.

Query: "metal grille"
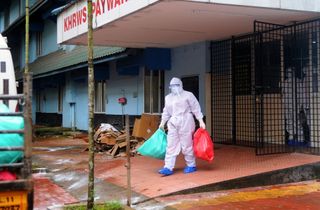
[211,18,320,155]
[211,35,257,147]
[255,20,320,155]
[211,40,233,144]
[232,35,256,147]
[254,21,292,154]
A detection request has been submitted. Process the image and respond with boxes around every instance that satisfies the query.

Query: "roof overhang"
[57,0,320,48]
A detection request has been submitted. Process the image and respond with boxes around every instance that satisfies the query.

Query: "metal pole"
[25,0,29,74]
[24,1,34,209]
[23,73,32,178]
[125,115,131,206]
[87,0,95,209]
[24,0,32,177]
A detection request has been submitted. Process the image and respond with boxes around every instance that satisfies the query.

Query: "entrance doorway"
[181,76,199,100]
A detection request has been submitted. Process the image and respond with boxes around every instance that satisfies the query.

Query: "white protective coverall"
[160,77,205,170]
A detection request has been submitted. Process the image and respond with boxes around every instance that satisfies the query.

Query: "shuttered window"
[3,79,9,106]
[3,79,9,94]
[95,81,106,113]
[0,62,6,73]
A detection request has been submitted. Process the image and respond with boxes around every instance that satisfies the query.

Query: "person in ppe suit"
[158,77,206,176]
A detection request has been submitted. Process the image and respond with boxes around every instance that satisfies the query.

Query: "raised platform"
[93,144,320,200]
[32,139,320,206]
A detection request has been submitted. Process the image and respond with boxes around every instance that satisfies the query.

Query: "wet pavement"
[32,135,320,209]
[32,136,148,209]
[157,180,320,210]
[33,175,78,210]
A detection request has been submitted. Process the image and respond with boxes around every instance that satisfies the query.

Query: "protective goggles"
[169,84,180,88]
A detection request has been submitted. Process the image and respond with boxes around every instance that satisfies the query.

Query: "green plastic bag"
[137,128,167,160]
[0,104,24,164]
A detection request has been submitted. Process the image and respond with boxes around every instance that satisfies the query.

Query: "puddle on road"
[68,176,88,190]
[133,203,168,210]
[33,147,152,209]
[33,146,83,152]
[53,171,79,182]
[52,171,92,190]
[55,158,76,165]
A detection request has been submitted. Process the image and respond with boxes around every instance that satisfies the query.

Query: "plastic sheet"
[0,104,24,164]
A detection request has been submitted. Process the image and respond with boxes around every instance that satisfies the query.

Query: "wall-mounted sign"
[57,0,160,44]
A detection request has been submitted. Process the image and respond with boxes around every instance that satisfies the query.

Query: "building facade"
[1,0,320,155]
[0,0,208,131]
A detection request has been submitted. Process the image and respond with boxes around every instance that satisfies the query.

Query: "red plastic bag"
[0,170,16,181]
[193,128,214,162]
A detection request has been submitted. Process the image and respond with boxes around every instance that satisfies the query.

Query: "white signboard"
[57,0,160,44]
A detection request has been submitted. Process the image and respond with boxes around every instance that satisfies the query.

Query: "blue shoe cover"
[184,166,197,174]
[158,167,173,176]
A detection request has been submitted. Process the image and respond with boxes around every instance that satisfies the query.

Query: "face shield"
[169,78,183,95]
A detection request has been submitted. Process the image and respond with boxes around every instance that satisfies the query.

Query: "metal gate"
[254,21,290,155]
[211,35,257,147]
[255,19,320,155]
[211,18,320,155]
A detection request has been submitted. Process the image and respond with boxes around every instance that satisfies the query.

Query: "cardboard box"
[132,118,141,137]
[132,113,160,140]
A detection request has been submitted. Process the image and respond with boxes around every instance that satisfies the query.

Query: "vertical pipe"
[125,115,131,206]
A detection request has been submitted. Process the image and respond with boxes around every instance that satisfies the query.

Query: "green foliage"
[103,201,124,210]
[63,201,124,210]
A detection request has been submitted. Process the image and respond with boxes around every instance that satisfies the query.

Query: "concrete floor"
[32,136,320,209]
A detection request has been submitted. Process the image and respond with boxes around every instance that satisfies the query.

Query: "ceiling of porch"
[64,1,320,48]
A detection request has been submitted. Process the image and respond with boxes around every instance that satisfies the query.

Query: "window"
[3,79,9,94]
[36,32,42,56]
[3,79,9,106]
[0,62,6,73]
[95,81,106,112]
[58,86,63,113]
[144,69,164,113]
[36,90,41,112]
[4,9,9,29]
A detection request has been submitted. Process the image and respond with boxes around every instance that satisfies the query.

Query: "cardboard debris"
[132,113,160,140]
[110,144,119,157]
[98,134,116,145]
[93,123,144,158]
[116,133,127,142]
